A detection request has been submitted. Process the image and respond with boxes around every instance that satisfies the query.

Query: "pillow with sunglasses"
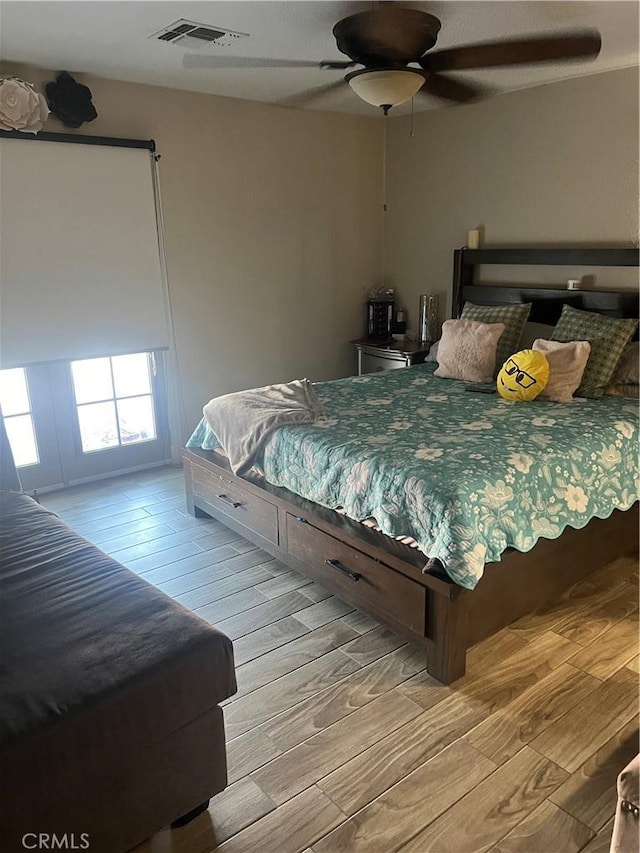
[497,349,549,401]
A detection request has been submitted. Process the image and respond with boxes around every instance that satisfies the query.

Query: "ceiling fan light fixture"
[346,68,424,112]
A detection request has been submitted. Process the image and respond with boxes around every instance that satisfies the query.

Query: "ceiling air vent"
[149,19,249,51]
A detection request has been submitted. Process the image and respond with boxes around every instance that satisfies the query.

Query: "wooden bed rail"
[184,448,638,684]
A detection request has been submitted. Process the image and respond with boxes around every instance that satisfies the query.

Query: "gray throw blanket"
[203,379,325,475]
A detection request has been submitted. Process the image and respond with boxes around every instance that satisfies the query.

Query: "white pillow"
[532,338,591,403]
[434,319,505,383]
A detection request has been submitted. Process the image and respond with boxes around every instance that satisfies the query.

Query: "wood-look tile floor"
[43,467,640,853]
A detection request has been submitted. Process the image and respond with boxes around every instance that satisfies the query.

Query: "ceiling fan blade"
[277,79,347,108]
[183,54,328,70]
[421,30,601,73]
[419,73,488,104]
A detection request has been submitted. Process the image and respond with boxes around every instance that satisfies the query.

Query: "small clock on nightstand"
[351,338,431,376]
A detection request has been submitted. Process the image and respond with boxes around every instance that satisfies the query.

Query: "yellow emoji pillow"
[497,349,550,402]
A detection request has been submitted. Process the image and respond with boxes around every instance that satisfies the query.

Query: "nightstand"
[351,338,431,376]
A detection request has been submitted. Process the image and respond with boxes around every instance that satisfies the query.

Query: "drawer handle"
[217,493,242,509]
[294,516,308,524]
[325,558,361,582]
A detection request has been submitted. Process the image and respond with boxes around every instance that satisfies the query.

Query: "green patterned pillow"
[551,305,638,398]
[460,302,532,375]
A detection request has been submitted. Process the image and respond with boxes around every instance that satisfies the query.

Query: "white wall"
[0,63,383,443]
[384,67,639,329]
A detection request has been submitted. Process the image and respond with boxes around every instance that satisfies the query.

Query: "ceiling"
[1,1,638,116]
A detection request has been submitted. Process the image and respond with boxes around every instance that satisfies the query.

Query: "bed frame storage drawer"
[286,513,426,635]
[191,463,278,545]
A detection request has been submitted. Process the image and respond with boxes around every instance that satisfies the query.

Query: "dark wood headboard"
[452,247,639,326]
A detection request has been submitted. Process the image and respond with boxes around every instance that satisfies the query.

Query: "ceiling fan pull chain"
[382,115,387,214]
[381,115,387,289]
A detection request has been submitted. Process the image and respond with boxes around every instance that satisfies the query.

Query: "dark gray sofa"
[0,422,237,852]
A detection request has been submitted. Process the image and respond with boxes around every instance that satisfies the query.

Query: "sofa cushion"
[0,491,236,752]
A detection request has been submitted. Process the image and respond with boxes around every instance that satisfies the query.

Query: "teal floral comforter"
[187,364,639,589]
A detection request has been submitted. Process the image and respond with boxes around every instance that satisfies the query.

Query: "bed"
[183,246,639,684]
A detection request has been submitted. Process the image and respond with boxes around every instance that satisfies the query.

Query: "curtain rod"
[0,129,155,151]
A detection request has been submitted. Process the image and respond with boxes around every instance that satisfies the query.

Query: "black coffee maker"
[367,295,394,338]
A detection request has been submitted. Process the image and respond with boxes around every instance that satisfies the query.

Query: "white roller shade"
[0,137,168,367]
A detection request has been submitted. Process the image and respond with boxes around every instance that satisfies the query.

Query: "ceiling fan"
[183,4,601,114]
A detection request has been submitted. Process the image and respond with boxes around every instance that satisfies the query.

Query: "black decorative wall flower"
[45,72,97,128]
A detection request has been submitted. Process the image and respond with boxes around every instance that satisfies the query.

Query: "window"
[0,368,39,467]
[71,353,157,453]
[0,352,168,492]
